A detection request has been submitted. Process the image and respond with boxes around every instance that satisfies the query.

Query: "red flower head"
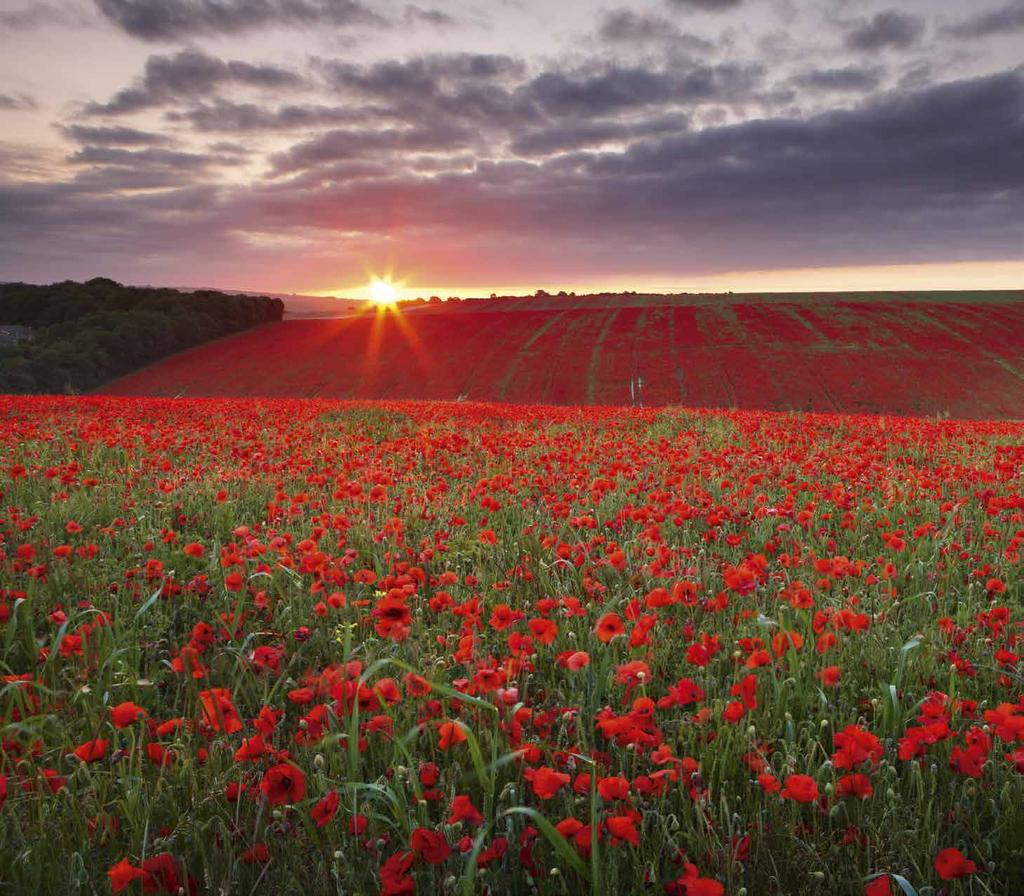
[595,612,625,643]
[111,701,147,728]
[865,876,892,896]
[437,719,467,750]
[448,793,484,826]
[780,774,819,803]
[108,859,145,894]
[198,688,243,734]
[260,762,306,806]
[311,791,340,827]
[934,848,977,880]
[529,765,570,800]
[411,827,452,864]
[73,738,109,764]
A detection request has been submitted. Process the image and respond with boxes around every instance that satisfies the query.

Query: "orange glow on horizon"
[306,260,1024,302]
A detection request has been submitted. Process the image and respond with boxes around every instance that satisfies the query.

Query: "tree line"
[0,278,284,394]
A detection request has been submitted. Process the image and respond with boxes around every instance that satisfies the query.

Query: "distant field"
[103,291,1024,417]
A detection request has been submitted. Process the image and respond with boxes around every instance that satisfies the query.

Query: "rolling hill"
[101,291,1024,417]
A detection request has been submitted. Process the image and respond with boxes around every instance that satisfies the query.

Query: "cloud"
[9,68,1019,288]
[598,8,714,51]
[68,145,238,171]
[791,66,884,92]
[845,10,924,51]
[0,93,37,111]
[93,0,382,40]
[665,0,742,10]
[166,100,372,133]
[61,124,168,144]
[404,5,457,27]
[270,121,478,173]
[326,54,526,100]
[947,2,1024,38]
[85,50,304,115]
[509,113,690,156]
[0,3,91,30]
[524,62,760,117]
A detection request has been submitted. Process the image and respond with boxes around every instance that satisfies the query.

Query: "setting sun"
[369,278,399,305]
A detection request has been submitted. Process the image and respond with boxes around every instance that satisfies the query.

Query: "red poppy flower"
[437,720,467,750]
[198,688,243,734]
[144,853,198,895]
[780,774,819,803]
[108,859,145,894]
[865,875,892,896]
[411,827,451,864]
[311,791,340,827]
[260,762,306,806]
[529,766,570,800]
[597,776,630,801]
[836,773,874,800]
[74,739,109,764]
[606,813,640,845]
[448,794,484,826]
[111,701,147,728]
[934,847,977,880]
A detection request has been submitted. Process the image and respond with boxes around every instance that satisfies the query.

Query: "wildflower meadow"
[1,395,1021,895]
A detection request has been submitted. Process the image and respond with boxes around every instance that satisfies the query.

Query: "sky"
[1,0,1023,299]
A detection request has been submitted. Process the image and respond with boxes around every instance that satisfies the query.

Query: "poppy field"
[102,293,1024,419]
[1,394,1023,895]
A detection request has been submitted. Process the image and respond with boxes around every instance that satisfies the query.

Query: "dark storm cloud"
[791,66,884,92]
[845,10,924,51]
[85,50,304,115]
[0,93,37,110]
[93,0,382,40]
[947,2,1024,38]
[62,123,168,144]
[42,67,1012,256]
[226,69,1024,271]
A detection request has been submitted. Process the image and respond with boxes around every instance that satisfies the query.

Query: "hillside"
[101,291,1024,417]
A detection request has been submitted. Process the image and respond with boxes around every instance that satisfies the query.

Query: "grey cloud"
[167,100,375,133]
[524,63,760,116]
[598,8,714,51]
[270,121,476,172]
[0,93,37,110]
[327,54,526,100]
[93,0,382,40]
[85,50,304,115]
[845,10,924,51]
[0,3,91,30]
[509,113,690,156]
[791,66,884,92]
[664,0,742,10]
[62,124,168,144]
[69,145,240,171]
[947,2,1024,38]
[254,70,1024,248]
[404,5,457,27]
